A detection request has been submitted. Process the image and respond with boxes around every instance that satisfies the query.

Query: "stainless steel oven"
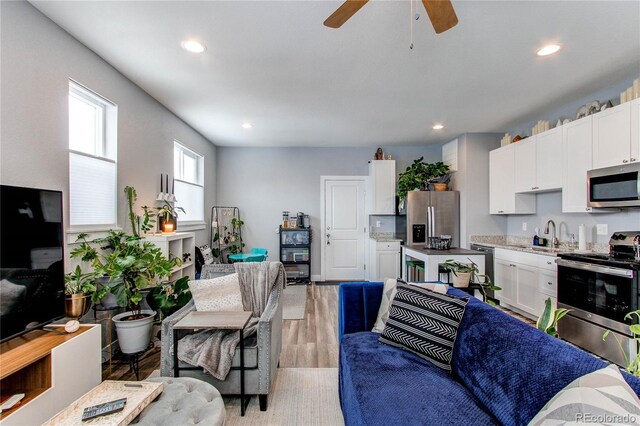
[587,163,640,208]
[556,231,640,366]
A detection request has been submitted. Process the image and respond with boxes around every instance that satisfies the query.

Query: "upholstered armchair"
[160,264,283,411]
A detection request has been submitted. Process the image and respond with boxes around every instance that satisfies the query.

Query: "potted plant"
[64,266,106,319]
[441,258,489,288]
[603,310,640,377]
[147,276,191,321]
[156,200,185,233]
[70,187,182,354]
[397,158,452,208]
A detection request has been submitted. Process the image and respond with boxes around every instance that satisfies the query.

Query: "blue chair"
[250,248,268,260]
[245,254,266,262]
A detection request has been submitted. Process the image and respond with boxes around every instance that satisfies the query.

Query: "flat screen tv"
[1,184,65,342]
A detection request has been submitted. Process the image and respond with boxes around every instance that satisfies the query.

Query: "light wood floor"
[279,284,339,368]
[104,283,339,380]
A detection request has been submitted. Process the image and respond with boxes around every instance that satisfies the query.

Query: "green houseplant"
[70,186,183,353]
[147,276,191,320]
[442,259,499,304]
[536,298,571,338]
[603,310,640,377]
[397,158,451,208]
[156,200,185,233]
[63,266,105,319]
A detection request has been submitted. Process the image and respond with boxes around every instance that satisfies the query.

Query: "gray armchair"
[160,266,283,411]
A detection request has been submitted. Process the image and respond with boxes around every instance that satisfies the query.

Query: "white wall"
[0,2,217,259]
[216,145,443,277]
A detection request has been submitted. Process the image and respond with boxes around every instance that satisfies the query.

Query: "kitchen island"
[401,244,485,283]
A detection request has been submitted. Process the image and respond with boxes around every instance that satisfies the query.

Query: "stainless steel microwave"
[587,163,640,208]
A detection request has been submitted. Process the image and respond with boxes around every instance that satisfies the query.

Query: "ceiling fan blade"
[421,0,458,34]
[324,0,369,29]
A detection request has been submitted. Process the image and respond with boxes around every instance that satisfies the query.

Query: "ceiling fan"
[324,0,458,34]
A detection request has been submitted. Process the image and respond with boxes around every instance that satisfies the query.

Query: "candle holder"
[159,216,177,234]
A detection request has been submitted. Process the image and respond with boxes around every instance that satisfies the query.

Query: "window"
[68,81,117,227]
[174,142,204,223]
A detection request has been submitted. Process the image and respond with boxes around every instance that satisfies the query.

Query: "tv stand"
[0,325,101,425]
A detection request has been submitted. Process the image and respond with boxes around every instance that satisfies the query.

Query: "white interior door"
[323,178,366,280]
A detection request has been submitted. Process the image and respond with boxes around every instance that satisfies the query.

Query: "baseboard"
[311,274,322,282]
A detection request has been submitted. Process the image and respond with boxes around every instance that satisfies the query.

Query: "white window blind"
[68,80,117,228]
[174,142,204,223]
[69,153,116,225]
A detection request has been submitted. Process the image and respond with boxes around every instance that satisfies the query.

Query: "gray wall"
[504,77,640,244]
[450,133,507,247]
[216,145,442,277]
[0,1,217,266]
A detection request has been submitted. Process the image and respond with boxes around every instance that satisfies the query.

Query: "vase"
[65,294,92,319]
[452,272,471,288]
[433,183,447,191]
[112,310,156,354]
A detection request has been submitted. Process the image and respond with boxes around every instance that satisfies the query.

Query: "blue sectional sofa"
[338,281,640,426]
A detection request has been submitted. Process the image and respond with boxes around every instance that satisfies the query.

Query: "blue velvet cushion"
[450,289,640,426]
[339,332,499,426]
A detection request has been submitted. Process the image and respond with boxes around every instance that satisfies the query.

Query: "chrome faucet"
[544,219,559,249]
[633,234,640,262]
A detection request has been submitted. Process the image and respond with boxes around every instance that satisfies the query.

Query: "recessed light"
[242,122,252,129]
[181,39,206,54]
[537,44,561,56]
[432,124,444,130]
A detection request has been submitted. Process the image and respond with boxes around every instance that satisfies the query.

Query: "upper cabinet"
[562,117,594,213]
[490,145,535,214]
[514,128,562,193]
[368,160,395,214]
[592,101,638,168]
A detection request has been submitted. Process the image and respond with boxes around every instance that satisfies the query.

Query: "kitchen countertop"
[403,245,483,256]
[369,232,403,243]
[469,235,608,257]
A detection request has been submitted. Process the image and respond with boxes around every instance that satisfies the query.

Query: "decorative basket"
[425,236,452,250]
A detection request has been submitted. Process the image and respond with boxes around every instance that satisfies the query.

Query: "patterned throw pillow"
[199,244,214,265]
[372,278,447,333]
[379,284,468,372]
[529,364,640,425]
[188,273,243,312]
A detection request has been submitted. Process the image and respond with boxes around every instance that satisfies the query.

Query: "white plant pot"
[452,272,471,288]
[112,310,156,354]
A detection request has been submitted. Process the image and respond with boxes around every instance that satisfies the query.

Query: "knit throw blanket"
[177,261,285,380]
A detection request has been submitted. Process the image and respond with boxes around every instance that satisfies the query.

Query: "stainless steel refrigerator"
[406,191,460,247]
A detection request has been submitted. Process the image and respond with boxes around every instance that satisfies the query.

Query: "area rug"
[224,368,344,425]
[282,285,307,320]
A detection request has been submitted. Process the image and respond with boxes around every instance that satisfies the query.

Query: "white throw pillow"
[528,364,640,425]
[372,278,447,333]
[188,273,243,312]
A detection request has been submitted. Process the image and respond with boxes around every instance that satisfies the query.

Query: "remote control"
[81,398,127,422]
[0,393,25,412]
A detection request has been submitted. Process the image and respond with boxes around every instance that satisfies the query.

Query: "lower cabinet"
[494,248,557,319]
[369,241,400,281]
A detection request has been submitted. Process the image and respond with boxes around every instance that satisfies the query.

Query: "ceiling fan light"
[537,44,561,56]
[432,124,444,130]
[181,39,206,54]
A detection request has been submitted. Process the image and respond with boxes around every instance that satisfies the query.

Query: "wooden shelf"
[0,327,92,420]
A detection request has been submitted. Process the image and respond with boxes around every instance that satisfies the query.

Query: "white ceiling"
[30,1,640,147]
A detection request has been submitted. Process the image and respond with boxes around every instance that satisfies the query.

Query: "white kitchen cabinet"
[592,102,633,169]
[562,116,594,213]
[494,248,558,319]
[369,241,400,281]
[368,160,395,214]
[515,263,539,316]
[514,137,537,192]
[494,259,517,306]
[489,146,535,215]
[536,127,563,191]
[514,128,562,193]
[631,99,640,164]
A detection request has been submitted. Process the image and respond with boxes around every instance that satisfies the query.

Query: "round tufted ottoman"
[131,377,225,426]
